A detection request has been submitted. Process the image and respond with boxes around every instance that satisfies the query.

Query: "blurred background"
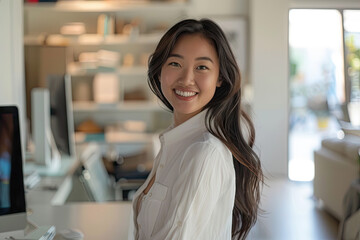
[1,0,359,239]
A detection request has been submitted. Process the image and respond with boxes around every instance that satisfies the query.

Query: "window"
[344,10,360,103]
[288,9,345,181]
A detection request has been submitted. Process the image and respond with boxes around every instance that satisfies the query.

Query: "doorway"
[288,9,345,181]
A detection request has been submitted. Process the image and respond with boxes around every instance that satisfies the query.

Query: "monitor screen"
[0,106,27,233]
[47,74,75,157]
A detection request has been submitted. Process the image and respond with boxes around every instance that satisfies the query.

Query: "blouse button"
[159,163,164,168]
[148,193,152,197]
[177,221,183,227]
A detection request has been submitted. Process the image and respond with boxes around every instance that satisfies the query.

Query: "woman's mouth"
[174,89,197,97]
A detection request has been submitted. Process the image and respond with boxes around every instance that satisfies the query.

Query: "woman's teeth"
[175,90,197,97]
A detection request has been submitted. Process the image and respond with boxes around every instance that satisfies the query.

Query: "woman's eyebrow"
[168,54,214,63]
[168,53,183,59]
[196,56,214,63]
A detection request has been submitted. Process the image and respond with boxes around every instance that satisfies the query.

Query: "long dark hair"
[148,18,263,239]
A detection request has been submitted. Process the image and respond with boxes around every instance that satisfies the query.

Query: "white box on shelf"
[93,73,119,103]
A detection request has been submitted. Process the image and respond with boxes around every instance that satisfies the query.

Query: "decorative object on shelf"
[76,119,103,134]
[78,50,121,70]
[78,52,98,69]
[44,35,70,46]
[124,88,148,101]
[60,22,86,36]
[106,120,147,134]
[77,34,104,45]
[123,53,135,67]
[123,18,142,40]
[123,120,147,133]
[93,73,119,103]
[97,14,115,37]
[97,50,121,69]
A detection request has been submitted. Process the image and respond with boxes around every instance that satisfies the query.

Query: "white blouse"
[128,110,236,240]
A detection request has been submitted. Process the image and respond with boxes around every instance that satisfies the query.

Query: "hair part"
[148,18,264,239]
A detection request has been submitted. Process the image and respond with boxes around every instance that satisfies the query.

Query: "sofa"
[313,133,360,220]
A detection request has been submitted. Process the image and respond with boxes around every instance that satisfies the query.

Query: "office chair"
[78,143,145,202]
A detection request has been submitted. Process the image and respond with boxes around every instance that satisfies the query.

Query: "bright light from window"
[344,10,360,33]
[288,9,344,182]
[289,159,315,182]
[289,10,343,48]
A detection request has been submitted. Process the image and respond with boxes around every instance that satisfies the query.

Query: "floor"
[248,176,339,240]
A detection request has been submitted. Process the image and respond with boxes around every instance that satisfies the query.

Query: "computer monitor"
[0,106,27,233]
[47,74,75,157]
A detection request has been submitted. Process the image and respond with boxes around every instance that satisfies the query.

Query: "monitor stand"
[31,88,61,173]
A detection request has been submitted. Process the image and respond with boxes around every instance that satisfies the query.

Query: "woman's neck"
[173,110,202,127]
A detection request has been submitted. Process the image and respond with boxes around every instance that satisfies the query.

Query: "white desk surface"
[25,156,80,205]
[27,202,132,240]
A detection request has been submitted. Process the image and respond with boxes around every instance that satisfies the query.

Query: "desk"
[25,156,81,205]
[27,202,132,240]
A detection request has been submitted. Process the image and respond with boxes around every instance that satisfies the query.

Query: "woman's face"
[160,33,221,126]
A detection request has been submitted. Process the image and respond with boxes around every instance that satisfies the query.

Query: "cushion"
[322,135,360,164]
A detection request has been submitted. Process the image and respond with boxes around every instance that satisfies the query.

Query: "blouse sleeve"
[154,141,235,240]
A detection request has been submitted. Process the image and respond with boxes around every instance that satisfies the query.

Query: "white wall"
[0,0,14,105]
[188,0,248,17]
[290,0,360,8]
[250,0,289,176]
[0,0,26,158]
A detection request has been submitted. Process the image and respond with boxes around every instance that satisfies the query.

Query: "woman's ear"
[216,78,223,87]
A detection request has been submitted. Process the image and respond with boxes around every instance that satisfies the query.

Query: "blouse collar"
[161,110,208,145]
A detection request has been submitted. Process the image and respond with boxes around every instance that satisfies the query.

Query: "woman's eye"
[197,65,209,70]
[169,62,180,67]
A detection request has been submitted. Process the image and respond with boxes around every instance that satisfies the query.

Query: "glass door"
[288,9,345,181]
[343,10,360,127]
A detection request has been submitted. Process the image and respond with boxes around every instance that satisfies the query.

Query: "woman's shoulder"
[183,131,233,166]
[178,132,235,184]
[198,132,231,154]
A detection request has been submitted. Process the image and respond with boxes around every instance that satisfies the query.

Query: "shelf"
[67,62,147,77]
[118,66,148,76]
[72,101,165,113]
[75,131,158,144]
[25,0,177,136]
[24,1,189,13]
[24,33,162,47]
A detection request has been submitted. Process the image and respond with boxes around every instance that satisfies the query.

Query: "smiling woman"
[160,33,221,126]
[128,19,263,240]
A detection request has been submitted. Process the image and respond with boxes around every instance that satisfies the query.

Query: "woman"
[130,18,263,240]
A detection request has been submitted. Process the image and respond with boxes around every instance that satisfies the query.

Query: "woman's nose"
[178,67,195,85]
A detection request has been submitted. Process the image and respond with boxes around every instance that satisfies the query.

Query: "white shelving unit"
[24,1,188,142]
[66,63,148,77]
[72,101,165,113]
[24,33,163,47]
[24,1,189,13]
